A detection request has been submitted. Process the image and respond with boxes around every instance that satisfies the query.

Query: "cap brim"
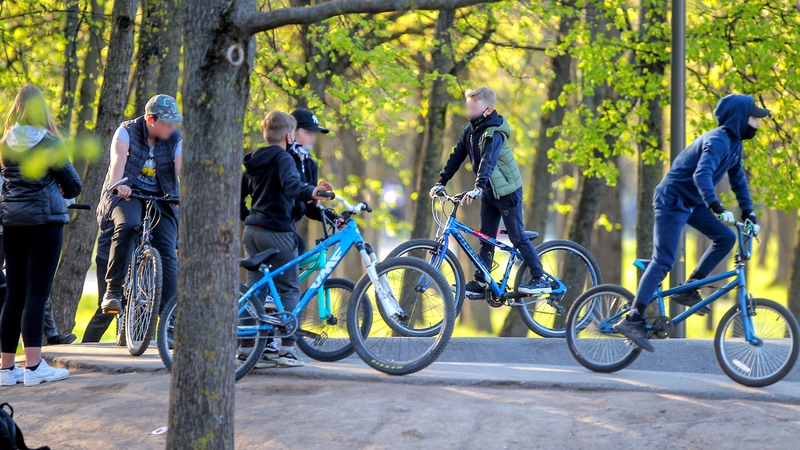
[751,106,770,119]
[302,124,329,134]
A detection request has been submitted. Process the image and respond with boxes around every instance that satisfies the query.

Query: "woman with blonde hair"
[0,85,82,387]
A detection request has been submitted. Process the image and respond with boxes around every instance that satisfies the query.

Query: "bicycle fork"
[358,243,407,320]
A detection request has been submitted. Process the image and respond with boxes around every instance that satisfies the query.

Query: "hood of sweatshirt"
[4,123,48,152]
[713,94,755,141]
[243,145,284,176]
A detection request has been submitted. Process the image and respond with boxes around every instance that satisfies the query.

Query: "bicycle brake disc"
[646,316,673,339]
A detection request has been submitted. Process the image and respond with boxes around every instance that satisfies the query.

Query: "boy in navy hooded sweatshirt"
[614,94,768,352]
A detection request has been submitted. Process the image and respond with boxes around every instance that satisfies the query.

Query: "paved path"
[33,339,800,404]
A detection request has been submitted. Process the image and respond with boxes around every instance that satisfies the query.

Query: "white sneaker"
[24,359,69,386]
[277,347,305,367]
[0,365,24,386]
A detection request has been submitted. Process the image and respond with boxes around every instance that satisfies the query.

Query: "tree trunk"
[524,0,576,237]
[51,0,139,334]
[76,0,105,136]
[57,0,82,132]
[409,9,455,241]
[590,159,622,285]
[157,0,183,96]
[788,217,800,322]
[166,0,253,447]
[635,0,667,260]
[773,210,797,286]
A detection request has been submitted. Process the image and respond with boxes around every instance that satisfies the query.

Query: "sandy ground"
[3,370,800,450]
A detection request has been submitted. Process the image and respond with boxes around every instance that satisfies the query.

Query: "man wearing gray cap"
[96,94,183,315]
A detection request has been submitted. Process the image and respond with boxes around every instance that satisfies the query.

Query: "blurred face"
[748,116,760,128]
[465,98,493,120]
[295,128,317,148]
[146,115,177,140]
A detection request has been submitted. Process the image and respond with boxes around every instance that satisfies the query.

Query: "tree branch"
[243,0,500,35]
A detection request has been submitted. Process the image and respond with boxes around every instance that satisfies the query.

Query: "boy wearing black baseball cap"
[288,109,340,254]
[614,94,769,353]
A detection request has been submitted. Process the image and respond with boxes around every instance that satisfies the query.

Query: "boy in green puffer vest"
[430,86,549,297]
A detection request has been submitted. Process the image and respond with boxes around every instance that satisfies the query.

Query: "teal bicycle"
[566,222,800,387]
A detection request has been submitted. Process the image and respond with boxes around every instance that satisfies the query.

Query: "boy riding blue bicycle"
[615,94,768,352]
[430,86,549,297]
[239,111,332,368]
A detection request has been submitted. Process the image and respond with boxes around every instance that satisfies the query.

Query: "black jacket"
[438,110,505,192]
[0,134,82,227]
[290,152,338,224]
[240,145,315,232]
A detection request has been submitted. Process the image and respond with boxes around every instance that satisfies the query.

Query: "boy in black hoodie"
[240,111,331,367]
[614,94,767,352]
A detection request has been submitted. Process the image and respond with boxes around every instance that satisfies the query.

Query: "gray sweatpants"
[242,227,300,313]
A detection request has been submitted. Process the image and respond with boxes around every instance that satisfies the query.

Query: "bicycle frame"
[297,248,335,321]
[238,219,374,337]
[431,208,567,299]
[601,224,758,343]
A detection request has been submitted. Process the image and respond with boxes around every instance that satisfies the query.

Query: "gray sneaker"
[612,317,654,353]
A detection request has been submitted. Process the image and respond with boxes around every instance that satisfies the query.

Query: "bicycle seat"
[239,248,279,271]
[500,229,539,241]
[633,259,651,271]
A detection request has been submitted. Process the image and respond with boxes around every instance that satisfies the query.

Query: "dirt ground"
[2,370,799,449]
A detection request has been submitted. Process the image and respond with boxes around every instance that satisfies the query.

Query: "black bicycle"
[108,177,178,356]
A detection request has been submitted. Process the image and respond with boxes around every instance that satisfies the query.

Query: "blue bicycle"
[565,222,800,387]
[388,189,602,337]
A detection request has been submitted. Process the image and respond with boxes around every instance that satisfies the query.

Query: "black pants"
[105,198,177,307]
[477,188,543,281]
[0,225,63,352]
[0,241,58,340]
[82,256,111,343]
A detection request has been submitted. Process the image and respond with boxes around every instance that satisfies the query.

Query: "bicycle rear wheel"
[714,298,800,387]
[516,239,602,338]
[125,247,162,356]
[565,284,641,373]
[235,292,270,381]
[347,257,455,375]
[296,278,370,362]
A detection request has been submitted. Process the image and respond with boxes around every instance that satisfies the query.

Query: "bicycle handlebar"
[323,194,371,214]
[68,203,91,210]
[108,177,179,205]
[317,191,335,199]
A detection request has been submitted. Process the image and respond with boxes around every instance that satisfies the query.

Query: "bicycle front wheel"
[125,247,162,356]
[714,298,800,387]
[516,239,603,338]
[347,257,455,375]
[296,278,370,362]
[386,238,466,320]
[565,284,641,373]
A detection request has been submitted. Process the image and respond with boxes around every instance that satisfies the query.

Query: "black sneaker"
[671,280,712,316]
[464,280,486,299]
[46,334,77,346]
[612,317,655,352]
[518,276,552,295]
[101,289,123,315]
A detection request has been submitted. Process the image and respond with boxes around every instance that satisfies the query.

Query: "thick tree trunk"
[51,0,139,334]
[166,0,253,448]
[635,0,667,260]
[773,210,797,286]
[135,0,183,111]
[788,217,800,321]
[57,0,81,132]
[590,157,622,285]
[409,9,456,241]
[524,0,576,237]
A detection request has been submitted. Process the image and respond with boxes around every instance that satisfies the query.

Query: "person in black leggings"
[0,85,82,387]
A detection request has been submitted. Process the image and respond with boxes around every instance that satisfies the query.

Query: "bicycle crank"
[646,316,673,339]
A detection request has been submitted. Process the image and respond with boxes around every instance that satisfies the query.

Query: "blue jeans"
[634,195,736,307]
[476,188,543,281]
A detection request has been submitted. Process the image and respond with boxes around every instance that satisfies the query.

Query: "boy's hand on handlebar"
[429,184,446,199]
[716,210,735,225]
[115,184,132,200]
[312,181,334,200]
[335,217,346,230]
[461,187,482,205]
[744,218,760,235]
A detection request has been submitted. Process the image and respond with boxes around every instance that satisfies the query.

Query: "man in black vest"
[96,94,182,315]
